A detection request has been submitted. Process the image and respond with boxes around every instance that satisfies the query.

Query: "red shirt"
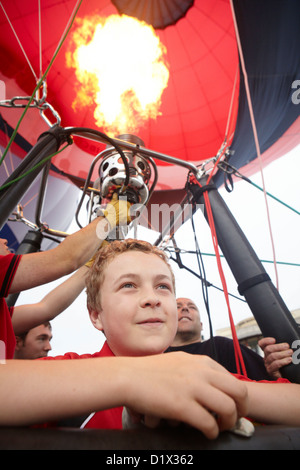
[0,254,21,359]
[41,341,123,429]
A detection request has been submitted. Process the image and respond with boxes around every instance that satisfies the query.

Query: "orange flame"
[66,14,169,135]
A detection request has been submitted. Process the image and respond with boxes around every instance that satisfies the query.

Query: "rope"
[219,160,300,216]
[0,142,71,191]
[248,180,300,216]
[0,2,38,82]
[170,248,300,268]
[189,174,248,376]
[38,0,43,79]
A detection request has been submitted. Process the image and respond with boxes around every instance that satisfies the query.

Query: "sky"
[15,145,300,356]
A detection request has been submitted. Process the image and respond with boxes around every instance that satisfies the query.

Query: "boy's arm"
[9,195,131,294]
[0,353,248,439]
[245,380,300,426]
[12,266,89,335]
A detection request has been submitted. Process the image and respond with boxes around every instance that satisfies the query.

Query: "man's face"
[0,238,11,256]
[90,251,178,357]
[15,324,52,359]
[176,298,202,336]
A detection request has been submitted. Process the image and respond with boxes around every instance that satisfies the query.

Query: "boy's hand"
[258,337,293,379]
[122,352,249,440]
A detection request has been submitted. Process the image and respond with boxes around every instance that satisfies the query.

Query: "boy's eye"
[158,283,171,290]
[121,282,135,289]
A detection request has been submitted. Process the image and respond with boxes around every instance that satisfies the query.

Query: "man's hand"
[103,193,132,230]
[258,337,293,379]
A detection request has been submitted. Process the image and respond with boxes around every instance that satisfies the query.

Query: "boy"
[0,239,248,439]
[1,239,300,440]
[42,239,245,433]
[40,239,300,435]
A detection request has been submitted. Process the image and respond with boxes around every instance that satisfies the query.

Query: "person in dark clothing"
[165,297,272,381]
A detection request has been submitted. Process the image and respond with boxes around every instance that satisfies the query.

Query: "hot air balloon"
[0,0,300,449]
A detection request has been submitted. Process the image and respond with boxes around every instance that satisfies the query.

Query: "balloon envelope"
[1,0,298,193]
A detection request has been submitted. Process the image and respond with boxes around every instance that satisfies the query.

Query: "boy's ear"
[88,307,104,332]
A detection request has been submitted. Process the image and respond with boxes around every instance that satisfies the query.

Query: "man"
[14,322,53,359]
[171,297,203,346]
[166,297,272,381]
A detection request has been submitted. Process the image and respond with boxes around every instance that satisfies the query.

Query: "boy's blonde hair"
[86,238,176,312]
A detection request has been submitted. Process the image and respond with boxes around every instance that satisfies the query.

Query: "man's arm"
[12,266,89,335]
[10,195,131,294]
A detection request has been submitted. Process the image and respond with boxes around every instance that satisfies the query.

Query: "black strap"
[197,183,217,195]
[0,254,19,297]
[188,182,217,199]
[20,237,42,250]
[238,273,271,296]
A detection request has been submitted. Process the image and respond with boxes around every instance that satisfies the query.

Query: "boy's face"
[90,251,178,357]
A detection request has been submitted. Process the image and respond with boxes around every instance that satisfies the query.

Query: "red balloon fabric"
[0,0,240,190]
[0,0,299,192]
